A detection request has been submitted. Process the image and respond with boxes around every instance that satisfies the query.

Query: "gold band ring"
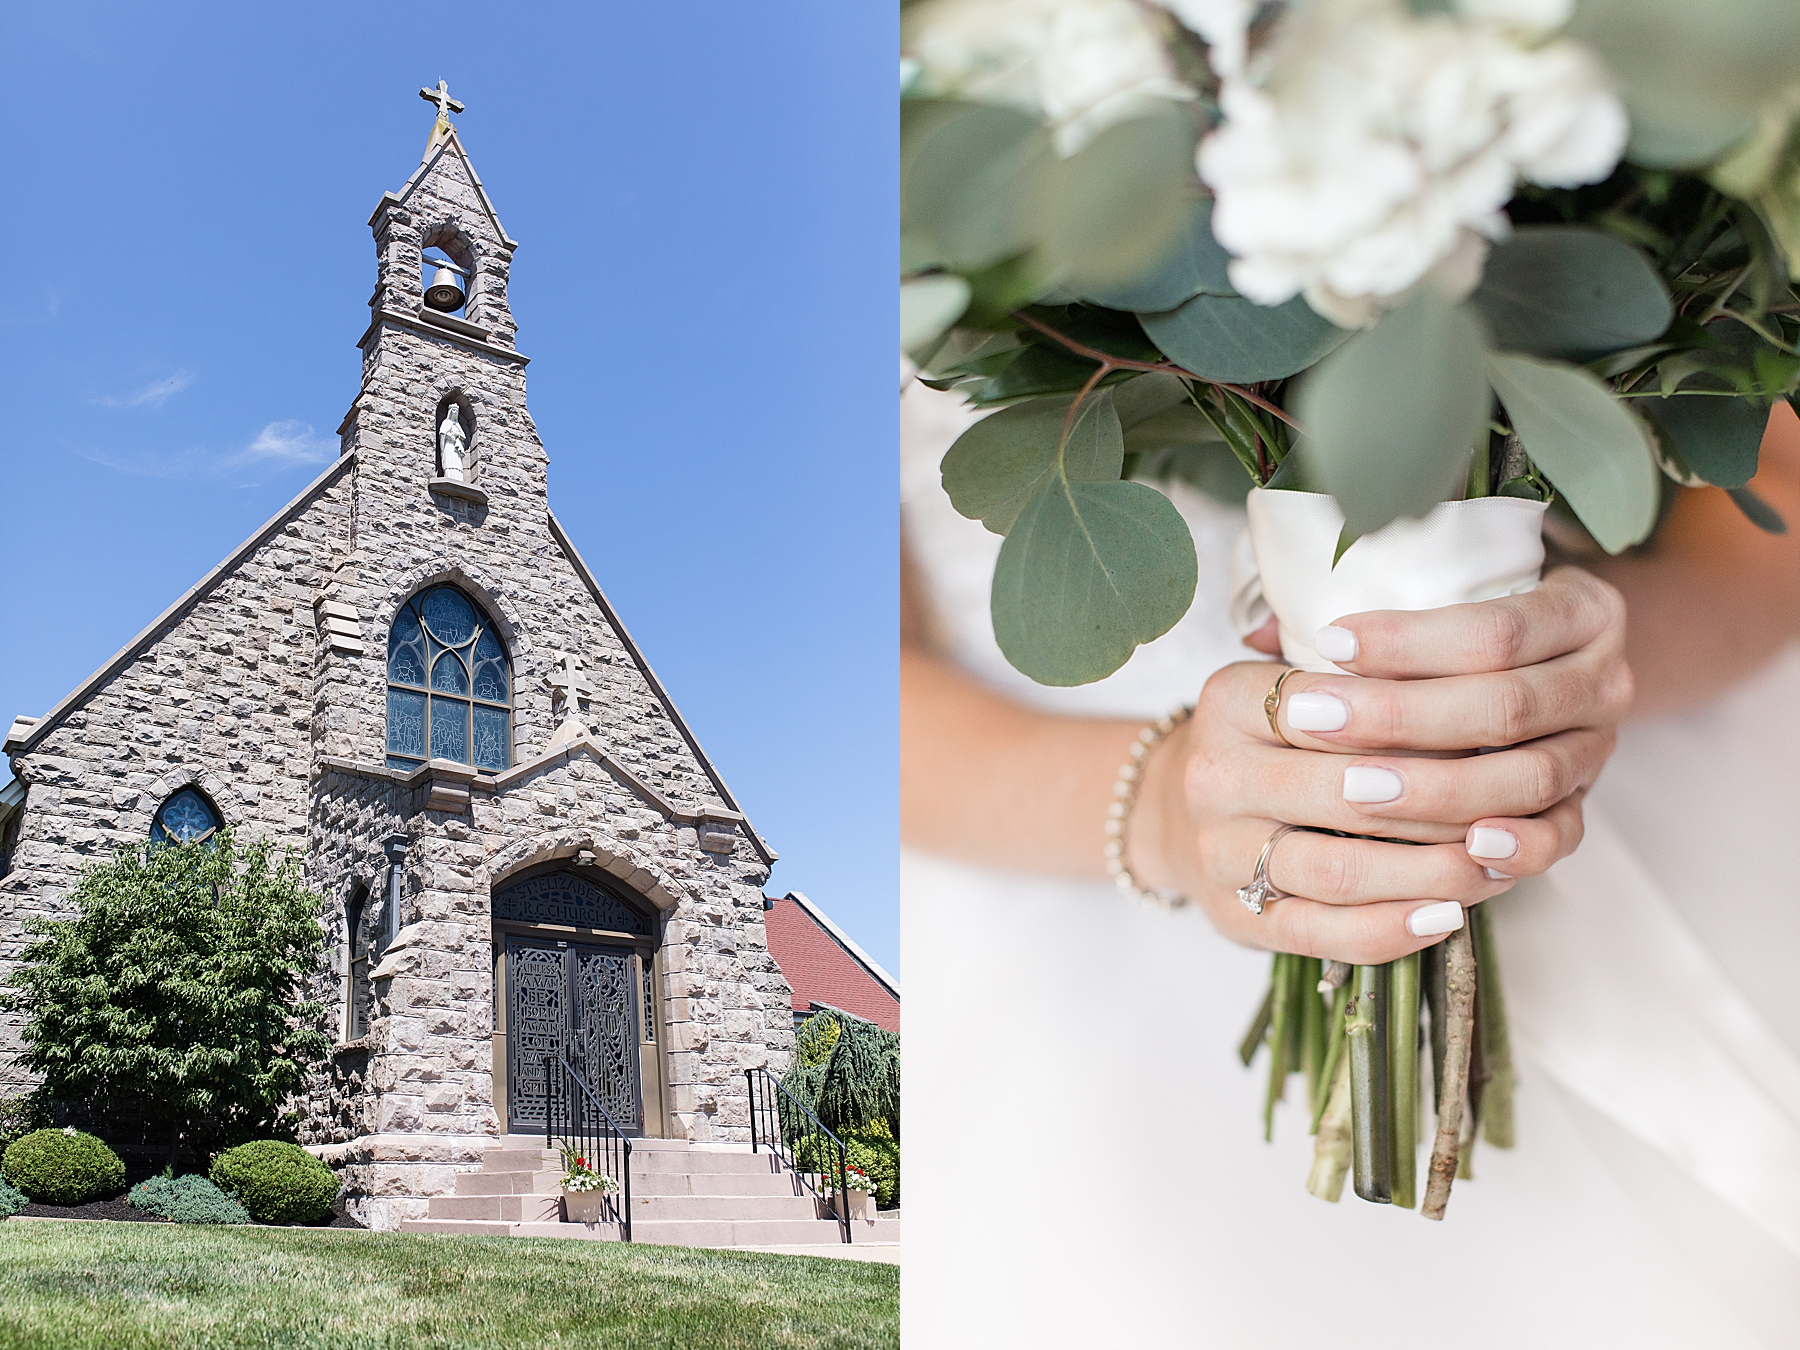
[1264,667,1304,748]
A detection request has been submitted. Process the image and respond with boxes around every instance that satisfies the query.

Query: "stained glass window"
[386,584,511,774]
[151,787,219,845]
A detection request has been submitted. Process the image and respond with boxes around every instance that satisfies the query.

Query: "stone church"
[0,92,797,1229]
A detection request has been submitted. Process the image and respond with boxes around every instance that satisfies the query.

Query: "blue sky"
[0,4,899,971]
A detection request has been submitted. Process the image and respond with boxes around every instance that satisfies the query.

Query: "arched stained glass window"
[387,584,511,773]
[151,787,220,845]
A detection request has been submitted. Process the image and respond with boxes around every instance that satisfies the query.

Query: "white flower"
[1197,0,1625,324]
[62,1126,78,1137]
[903,0,1192,154]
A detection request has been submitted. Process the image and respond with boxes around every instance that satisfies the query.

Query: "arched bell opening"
[489,861,670,1139]
[420,224,476,317]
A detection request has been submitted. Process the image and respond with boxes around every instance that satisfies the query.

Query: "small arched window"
[151,787,219,845]
[386,583,511,773]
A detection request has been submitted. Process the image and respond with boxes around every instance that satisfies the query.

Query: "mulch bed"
[12,1195,364,1229]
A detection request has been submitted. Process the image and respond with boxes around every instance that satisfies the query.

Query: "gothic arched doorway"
[490,866,666,1137]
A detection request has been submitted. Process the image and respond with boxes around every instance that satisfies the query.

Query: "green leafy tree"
[3,830,329,1148]
[782,1012,900,1140]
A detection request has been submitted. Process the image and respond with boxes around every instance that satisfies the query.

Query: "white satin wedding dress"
[900,378,1800,1349]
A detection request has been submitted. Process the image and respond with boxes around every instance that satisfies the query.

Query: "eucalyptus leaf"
[1140,292,1350,383]
[941,389,1124,535]
[901,101,1054,271]
[901,275,971,357]
[1076,196,1235,312]
[1486,352,1660,554]
[1295,291,1491,535]
[1641,393,1767,488]
[1111,372,1192,429]
[1727,484,1788,534]
[1471,227,1672,360]
[1569,0,1800,169]
[1047,108,1199,296]
[992,478,1199,685]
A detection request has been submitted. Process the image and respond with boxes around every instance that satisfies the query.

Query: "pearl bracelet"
[1104,705,1194,911]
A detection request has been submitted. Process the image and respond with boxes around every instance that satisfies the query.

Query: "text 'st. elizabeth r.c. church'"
[0,88,797,1229]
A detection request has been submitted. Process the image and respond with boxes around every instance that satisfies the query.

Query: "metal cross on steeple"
[548,654,596,707]
[419,80,464,154]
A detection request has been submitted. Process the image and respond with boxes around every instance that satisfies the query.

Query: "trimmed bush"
[0,1178,26,1218]
[0,1095,48,1154]
[795,1120,900,1209]
[128,1173,251,1225]
[0,1128,125,1205]
[209,1141,339,1225]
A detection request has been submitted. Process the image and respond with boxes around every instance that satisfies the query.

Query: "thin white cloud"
[96,370,197,409]
[73,419,336,480]
[227,420,335,468]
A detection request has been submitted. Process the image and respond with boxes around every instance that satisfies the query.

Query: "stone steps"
[398,1137,898,1253]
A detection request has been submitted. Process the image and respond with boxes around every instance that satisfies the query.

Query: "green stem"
[1388,952,1421,1210]
[1238,984,1274,1069]
[1306,1054,1354,1203]
[1299,958,1324,1116]
[1348,963,1392,1204]
[1264,954,1292,1142]
[1310,981,1351,1136]
[1471,904,1517,1149]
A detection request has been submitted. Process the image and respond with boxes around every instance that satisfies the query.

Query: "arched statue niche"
[434,392,475,484]
[489,862,668,1139]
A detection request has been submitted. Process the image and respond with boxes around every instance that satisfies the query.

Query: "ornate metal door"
[505,937,642,1132]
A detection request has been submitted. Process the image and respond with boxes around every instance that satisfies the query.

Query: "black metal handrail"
[544,1055,634,1242]
[746,1066,852,1244]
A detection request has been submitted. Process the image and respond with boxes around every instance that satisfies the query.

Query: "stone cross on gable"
[548,654,595,707]
[419,80,464,153]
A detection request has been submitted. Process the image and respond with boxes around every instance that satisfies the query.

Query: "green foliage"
[0,1178,27,1217]
[4,830,330,1146]
[1139,291,1349,384]
[0,1094,48,1154]
[944,389,1126,535]
[781,1013,901,1140]
[1297,290,1493,536]
[128,1173,250,1225]
[1076,197,1234,313]
[209,1141,340,1226]
[794,1122,901,1210]
[992,477,1198,685]
[1487,352,1661,552]
[1,1128,124,1205]
[1472,226,1674,360]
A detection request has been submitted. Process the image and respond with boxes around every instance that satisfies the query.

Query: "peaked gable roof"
[368,127,519,250]
[764,891,899,1033]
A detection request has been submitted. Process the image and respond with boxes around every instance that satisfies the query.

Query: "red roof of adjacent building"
[763,891,900,1034]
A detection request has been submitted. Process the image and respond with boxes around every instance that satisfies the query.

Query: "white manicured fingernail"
[1315,626,1358,663]
[1485,868,1512,881]
[1468,827,1519,860]
[1287,691,1349,732]
[1407,902,1465,937]
[1343,766,1403,803]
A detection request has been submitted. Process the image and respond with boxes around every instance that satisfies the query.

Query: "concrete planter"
[837,1188,875,1223]
[562,1188,613,1224]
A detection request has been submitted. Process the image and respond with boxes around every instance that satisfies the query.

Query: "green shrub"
[794,1119,900,1209]
[209,1141,338,1225]
[0,1178,26,1218]
[128,1173,250,1224]
[0,1128,125,1205]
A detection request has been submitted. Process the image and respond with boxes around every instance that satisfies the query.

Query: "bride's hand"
[1133,567,1632,964]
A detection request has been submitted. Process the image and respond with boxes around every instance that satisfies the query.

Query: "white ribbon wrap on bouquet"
[1230,488,1550,667]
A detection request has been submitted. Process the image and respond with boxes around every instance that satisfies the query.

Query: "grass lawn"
[0,1221,898,1350]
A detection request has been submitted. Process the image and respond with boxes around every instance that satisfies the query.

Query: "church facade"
[0,99,795,1229]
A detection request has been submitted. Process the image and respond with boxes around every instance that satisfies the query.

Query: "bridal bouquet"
[903,0,1800,1215]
